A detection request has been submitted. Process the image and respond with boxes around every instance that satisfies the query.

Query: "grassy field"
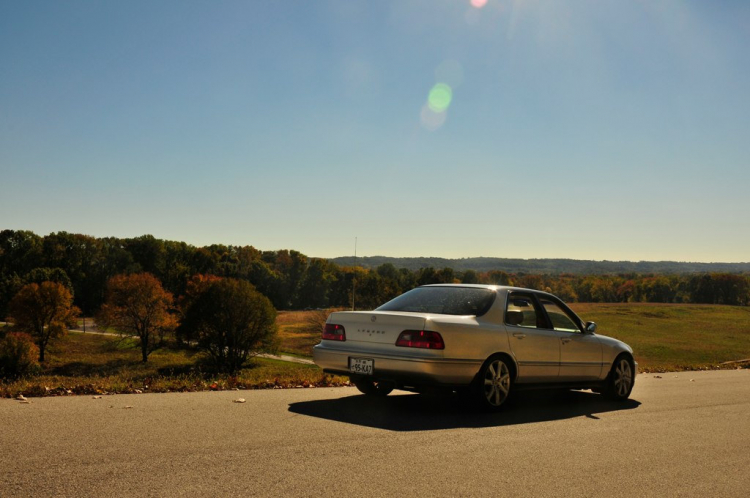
[570,303,750,372]
[2,303,749,397]
[276,310,324,357]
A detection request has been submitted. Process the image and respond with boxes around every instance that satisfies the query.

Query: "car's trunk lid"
[327,311,427,345]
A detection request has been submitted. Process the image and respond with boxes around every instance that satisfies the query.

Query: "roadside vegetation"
[0,330,347,398]
[2,304,749,398]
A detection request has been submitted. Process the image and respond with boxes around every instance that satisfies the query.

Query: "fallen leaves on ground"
[3,376,352,399]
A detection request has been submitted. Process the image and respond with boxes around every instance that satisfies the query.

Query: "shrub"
[180,279,278,374]
[0,332,40,378]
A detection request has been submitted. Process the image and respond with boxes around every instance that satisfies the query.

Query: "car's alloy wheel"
[614,358,633,397]
[606,355,634,400]
[480,358,511,410]
[353,379,394,397]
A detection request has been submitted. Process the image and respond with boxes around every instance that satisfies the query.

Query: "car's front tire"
[475,356,513,411]
[352,378,395,397]
[604,354,635,400]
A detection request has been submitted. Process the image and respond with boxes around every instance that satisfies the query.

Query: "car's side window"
[505,294,542,329]
[539,298,581,333]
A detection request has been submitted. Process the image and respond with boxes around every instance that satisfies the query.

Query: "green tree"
[295,259,334,309]
[0,230,43,277]
[436,267,456,283]
[25,267,73,293]
[417,267,439,286]
[179,279,277,374]
[398,268,417,292]
[0,273,24,320]
[460,270,479,284]
[483,270,510,285]
[41,232,102,314]
[0,230,44,316]
[124,235,167,277]
[8,281,79,362]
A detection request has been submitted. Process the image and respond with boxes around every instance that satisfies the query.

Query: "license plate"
[349,358,374,375]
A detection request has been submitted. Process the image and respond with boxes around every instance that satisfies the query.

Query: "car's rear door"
[504,292,560,382]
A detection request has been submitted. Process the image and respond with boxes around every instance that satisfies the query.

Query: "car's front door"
[537,296,603,381]
[504,292,560,383]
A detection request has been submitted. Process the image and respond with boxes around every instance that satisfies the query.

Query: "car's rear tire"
[353,378,395,397]
[475,356,513,411]
[603,354,635,401]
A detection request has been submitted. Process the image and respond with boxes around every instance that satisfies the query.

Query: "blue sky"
[1,0,748,262]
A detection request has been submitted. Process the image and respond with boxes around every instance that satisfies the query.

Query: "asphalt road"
[2,370,748,497]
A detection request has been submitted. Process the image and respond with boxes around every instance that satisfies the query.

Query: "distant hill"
[328,256,750,275]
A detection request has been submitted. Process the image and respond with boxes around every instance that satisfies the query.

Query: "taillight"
[322,323,346,341]
[395,330,444,350]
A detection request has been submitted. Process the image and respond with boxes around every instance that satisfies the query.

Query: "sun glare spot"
[471,0,488,8]
[428,83,453,113]
[420,104,447,131]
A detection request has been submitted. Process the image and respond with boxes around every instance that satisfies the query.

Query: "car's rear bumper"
[313,343,482,386]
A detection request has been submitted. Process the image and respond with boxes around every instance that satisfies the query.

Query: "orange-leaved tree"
[98,273,177,363]
[9,281,79,362]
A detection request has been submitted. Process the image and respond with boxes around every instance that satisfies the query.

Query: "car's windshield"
[376,287,496,316]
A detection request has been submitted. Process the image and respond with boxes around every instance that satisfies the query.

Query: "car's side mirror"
[585,321,597,334]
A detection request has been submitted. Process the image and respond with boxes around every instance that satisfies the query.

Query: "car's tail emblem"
[358,328,385,336]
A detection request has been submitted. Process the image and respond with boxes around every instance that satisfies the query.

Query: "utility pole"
[352,237,357,311]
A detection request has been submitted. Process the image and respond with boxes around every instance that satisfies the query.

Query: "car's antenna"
[352,237,357,311]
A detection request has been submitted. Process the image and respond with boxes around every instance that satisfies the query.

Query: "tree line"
[2,272,276,377]
[1,229,749,321]
[331,256,750,274]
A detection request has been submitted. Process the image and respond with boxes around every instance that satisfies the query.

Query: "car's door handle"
[561,337,572,344]
[512,332,526,339]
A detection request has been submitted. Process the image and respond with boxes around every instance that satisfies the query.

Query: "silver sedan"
[313,284,637,410]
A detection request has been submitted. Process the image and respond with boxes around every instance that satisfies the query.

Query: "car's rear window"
[376,287,496,316]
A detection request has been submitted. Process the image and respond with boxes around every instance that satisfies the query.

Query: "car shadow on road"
[288,390,641,431]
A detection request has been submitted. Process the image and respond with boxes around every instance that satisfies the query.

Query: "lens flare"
[471,0,488,8]
[428,83,453,112]
[420,104,447,131]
